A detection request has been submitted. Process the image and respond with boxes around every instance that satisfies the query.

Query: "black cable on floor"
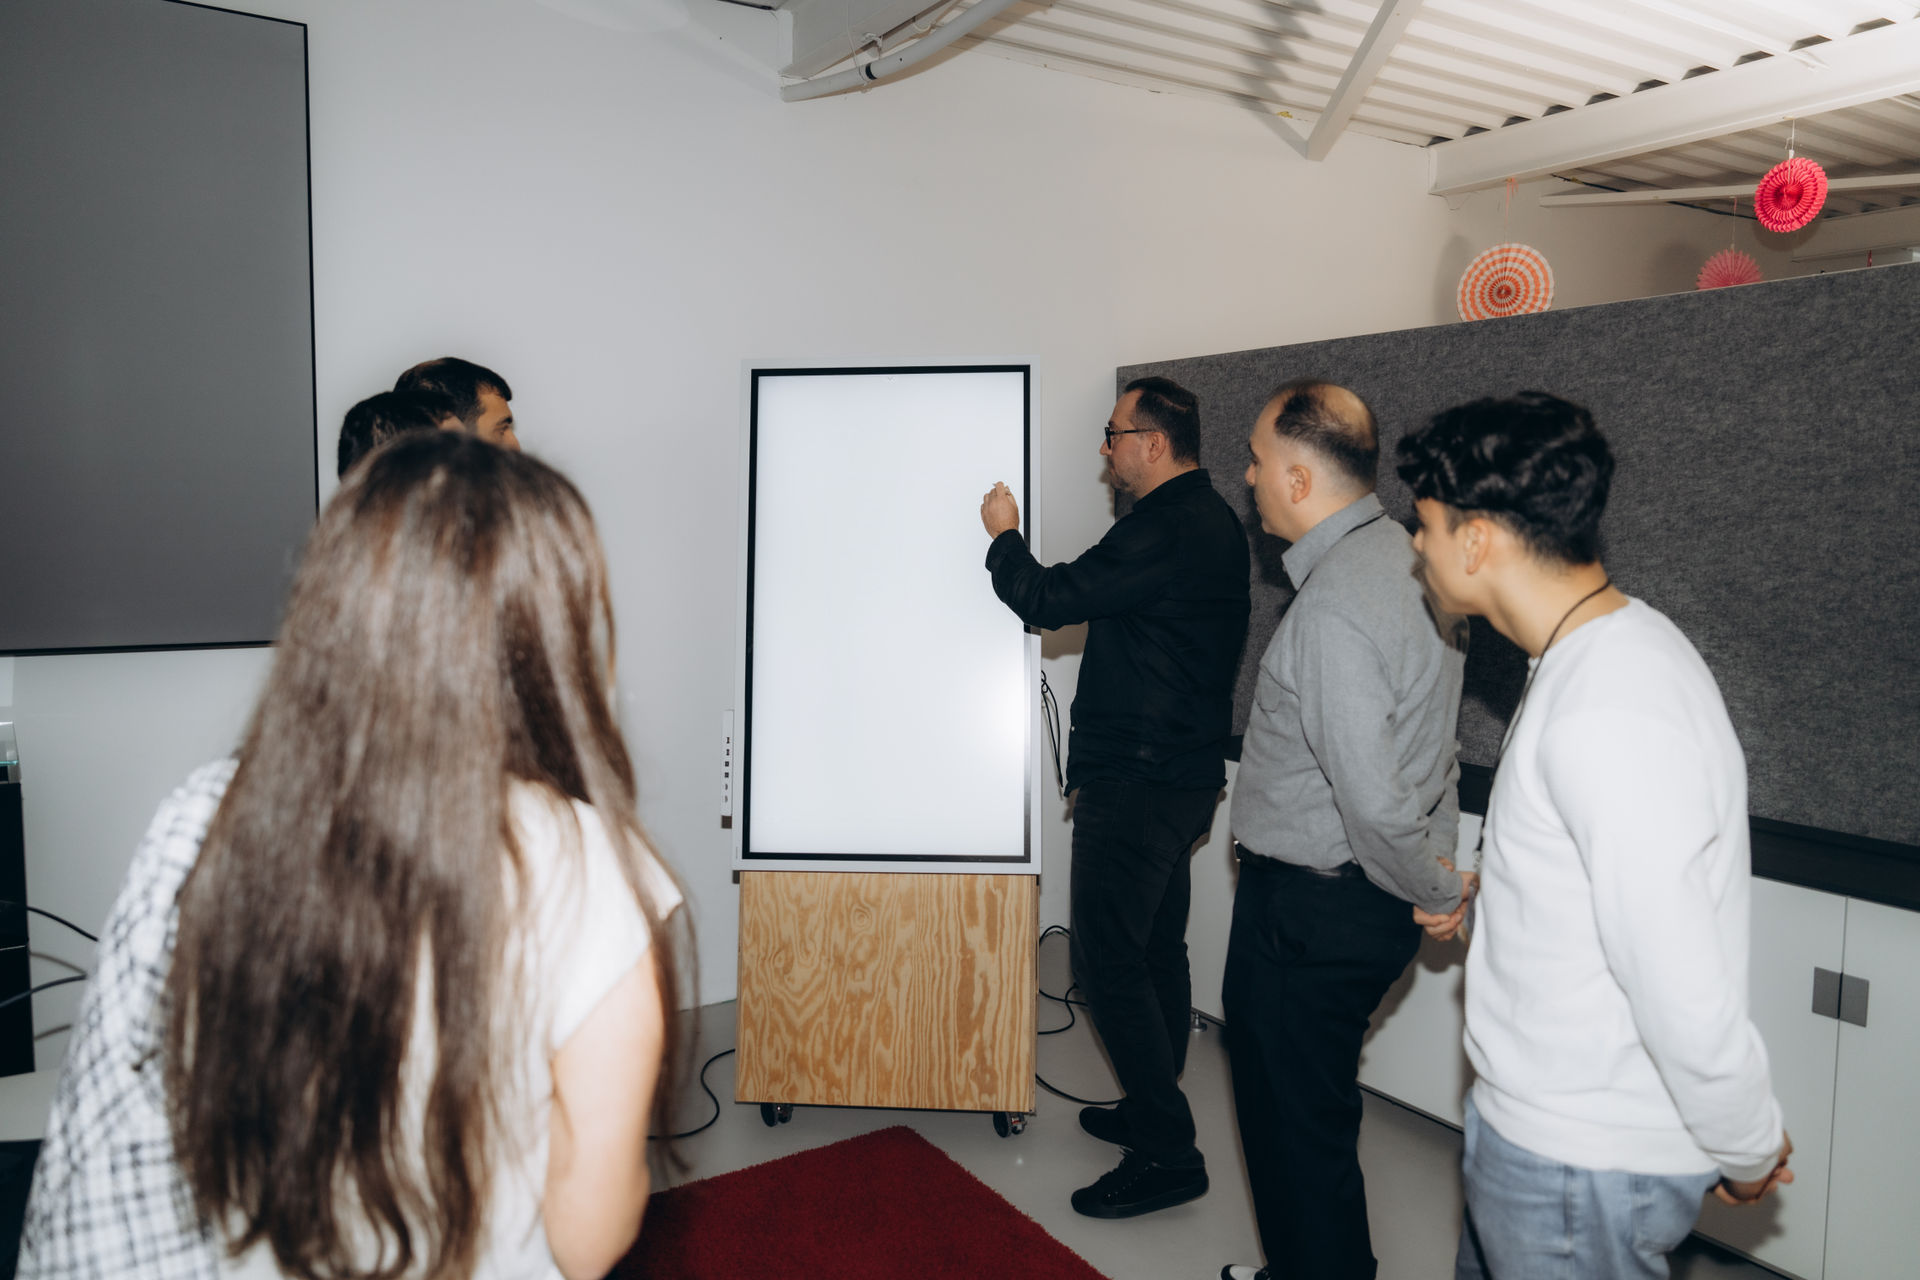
[651,1047,735,1141]
[1034,924,1121,1107]
[660,924,1131,1132]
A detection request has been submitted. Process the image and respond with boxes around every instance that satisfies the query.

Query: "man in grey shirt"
[1219,381,1470,1280]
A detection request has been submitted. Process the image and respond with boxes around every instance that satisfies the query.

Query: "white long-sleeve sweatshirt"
[1464,597,1784,1183]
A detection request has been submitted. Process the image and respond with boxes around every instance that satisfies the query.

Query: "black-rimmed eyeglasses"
[1104,427,1156,447]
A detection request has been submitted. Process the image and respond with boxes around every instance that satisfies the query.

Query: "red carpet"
[614,1124,1109,1279]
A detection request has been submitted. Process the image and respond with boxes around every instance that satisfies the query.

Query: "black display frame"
[739,364,1035,867]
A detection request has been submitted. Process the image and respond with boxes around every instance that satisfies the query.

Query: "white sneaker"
[1218,1267,1269,1280]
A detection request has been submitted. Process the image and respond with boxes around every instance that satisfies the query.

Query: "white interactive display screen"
[737,367,1036,873]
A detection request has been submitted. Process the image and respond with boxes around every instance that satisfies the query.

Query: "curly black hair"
[1395,391,1614,566]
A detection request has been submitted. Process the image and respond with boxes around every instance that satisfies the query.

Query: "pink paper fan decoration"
[1458,243,1554,321]
[1753,156,1827,232]
[1696,248,1763,290]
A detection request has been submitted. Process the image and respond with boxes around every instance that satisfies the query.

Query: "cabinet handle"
[1812,968,1871,1027]
[1838,974,1870,1028]
[1813,967,1842,1019]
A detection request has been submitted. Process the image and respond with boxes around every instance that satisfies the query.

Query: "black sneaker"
[1070,1150,1208,1219]
[1078,1105,1134,1147]
[1219,1267,1271,1280]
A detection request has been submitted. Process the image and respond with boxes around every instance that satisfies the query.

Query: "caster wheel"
[992,1111,1027,1137]
[760,1102,794,1126]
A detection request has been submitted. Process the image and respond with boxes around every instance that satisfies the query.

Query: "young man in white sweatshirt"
[1394,392,1793,1280]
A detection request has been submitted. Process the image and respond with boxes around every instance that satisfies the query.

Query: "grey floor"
[656,932,1775,1280]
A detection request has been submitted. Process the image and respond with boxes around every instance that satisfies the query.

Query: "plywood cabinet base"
[736,870,1037,1114]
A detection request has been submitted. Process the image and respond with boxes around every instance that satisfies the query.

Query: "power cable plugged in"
[1034,923,1120,1107]
[0,975,86,1014]
[651,1047,734,1142]
[0,900,96,1012]
[1040,672,1064,796]
[654,922,1153,1137]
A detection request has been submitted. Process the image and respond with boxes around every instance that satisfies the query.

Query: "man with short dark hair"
[1221,379,1468,1280]
[979,376,1249,1219]
[1396,392,1790,1280]
[335,388,460,477]
[395,356,519,450]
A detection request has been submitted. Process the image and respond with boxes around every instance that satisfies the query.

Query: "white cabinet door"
[1356,814,1476,1128]
[1694,878,1847,1280]
[1822,897,1920,1280]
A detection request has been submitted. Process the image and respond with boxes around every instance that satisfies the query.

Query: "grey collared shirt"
[1230,493,1468,913]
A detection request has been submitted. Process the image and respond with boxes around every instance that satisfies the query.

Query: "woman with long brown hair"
[21,431,686,1280]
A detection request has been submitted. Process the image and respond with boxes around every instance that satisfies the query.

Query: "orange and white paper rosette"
[1457,243,1554,321]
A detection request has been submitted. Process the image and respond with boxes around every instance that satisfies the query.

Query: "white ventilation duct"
[780,0,1022,101]
[781,0,955,79]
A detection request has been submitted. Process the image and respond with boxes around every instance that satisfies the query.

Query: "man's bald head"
[1260,380,1379,494]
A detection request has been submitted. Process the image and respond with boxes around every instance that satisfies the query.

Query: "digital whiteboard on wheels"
[735,366,1038,874]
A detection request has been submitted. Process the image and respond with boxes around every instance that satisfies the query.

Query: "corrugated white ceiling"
[945,0,1920,217]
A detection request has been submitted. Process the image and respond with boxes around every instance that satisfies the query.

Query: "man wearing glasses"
[979,377,1250,1219]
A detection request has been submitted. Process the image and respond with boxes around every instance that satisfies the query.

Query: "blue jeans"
[1455,1095,1719,1280]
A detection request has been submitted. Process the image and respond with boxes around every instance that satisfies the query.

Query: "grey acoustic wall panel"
[1122,264,1920,845]
[0,0,315,654]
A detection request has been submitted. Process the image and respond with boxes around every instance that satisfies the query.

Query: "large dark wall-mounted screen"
[1122,264,1920,848]
[0,0,315,654]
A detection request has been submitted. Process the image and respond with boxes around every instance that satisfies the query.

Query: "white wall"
[8,0,1845,1060]
[1440,174,1846,305]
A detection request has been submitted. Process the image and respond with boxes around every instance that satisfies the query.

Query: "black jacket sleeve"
[983,516,1178,630]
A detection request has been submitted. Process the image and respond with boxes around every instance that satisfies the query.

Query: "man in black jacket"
[979,376,1250,1219]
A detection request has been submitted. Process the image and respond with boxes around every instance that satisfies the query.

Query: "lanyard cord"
[1473,577,1614,861]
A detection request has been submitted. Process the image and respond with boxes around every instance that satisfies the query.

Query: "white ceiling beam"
[1041,0,1559,122]
[1030,5,1533,128]
[980,21,1474,137]
[1538,172,1920,207]
[1306,0,1424,161]
[965,32,1444,146]
[1429,18,1920,195]
[1791,202,1920,259]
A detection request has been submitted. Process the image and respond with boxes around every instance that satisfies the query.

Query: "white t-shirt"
[1465,597,1784,1183]
[222,782,680,1280]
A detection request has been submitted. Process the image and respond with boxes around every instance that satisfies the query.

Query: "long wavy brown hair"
[164,432,687,1279]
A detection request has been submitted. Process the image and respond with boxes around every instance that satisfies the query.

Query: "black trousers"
[1068,779,1219,1171]
[1222,853,1423,1280]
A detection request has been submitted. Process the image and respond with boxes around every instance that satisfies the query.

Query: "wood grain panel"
[736,871,1036,1113]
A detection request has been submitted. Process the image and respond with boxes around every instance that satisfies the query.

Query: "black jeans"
[1068,779,1219,1171]
[1222,853,1422,1280]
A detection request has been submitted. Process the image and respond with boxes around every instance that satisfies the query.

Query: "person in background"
[979,377,1250,1220]
[396,356,520,450]
[1221,380,1468,1280]
[20,432,685,1280]
[1396,392,1790,1280]
[334,387,461,476]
